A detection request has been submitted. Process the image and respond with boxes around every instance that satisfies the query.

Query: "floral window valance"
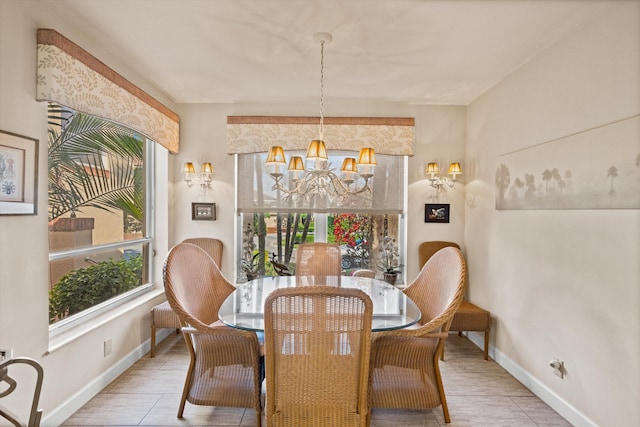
[36,29,180,153]
[227,116,414,156]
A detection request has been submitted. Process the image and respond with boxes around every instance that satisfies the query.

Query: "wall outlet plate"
[0,348,13,361]
[549,358,564,379]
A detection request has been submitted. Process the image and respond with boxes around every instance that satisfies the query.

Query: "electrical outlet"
[549,358,564,379]
[0,348,13,362]
[103,339,112,357]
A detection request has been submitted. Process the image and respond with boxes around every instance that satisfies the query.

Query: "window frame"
[48,136,155,336]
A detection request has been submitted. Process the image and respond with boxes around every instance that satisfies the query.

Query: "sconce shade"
[425,161,461,190]
[201,162,213,174]
[357,147,377,166]
[426,162,440,176]
[266,146,287,164]
[288,156,305,171]
[183,161,213,187]
[183,162,196,174]
[306,139,328,161]
[448,162,462,175]
[340,157,358,173]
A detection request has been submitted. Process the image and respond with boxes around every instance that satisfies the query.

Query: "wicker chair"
[352,269,375,278]
[295,242,342,286]
[163,243,262,424]
[419,241,491,361]
[264,286,373,427]
[370,246,467,423]
[149,237,223,357]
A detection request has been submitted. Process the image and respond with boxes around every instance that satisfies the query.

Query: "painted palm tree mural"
[495,163,511,205]
[607,166,618,196]
[495,116,640,210]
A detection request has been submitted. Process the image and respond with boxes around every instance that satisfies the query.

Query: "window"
[47,104,153,329]
[238,212,402,279]
[237,151,405,283]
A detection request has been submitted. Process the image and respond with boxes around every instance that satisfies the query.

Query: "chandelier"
[265,32,377,201]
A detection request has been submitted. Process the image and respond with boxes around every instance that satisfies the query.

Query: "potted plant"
[242,252,261,281]
[377,235,401,285]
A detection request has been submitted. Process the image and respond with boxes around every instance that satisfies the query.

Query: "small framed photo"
[192,202,216,221]
[0,130,38,215]
[425,203,450,223]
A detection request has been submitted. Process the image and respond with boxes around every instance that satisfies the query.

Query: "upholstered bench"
[445,300,491,360]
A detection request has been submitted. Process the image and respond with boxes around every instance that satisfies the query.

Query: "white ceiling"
[46,0,608,106]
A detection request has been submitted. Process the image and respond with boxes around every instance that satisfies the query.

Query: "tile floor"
[62,333,571,426]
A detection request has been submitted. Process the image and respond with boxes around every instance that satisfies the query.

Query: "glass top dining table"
[218,275,421,332]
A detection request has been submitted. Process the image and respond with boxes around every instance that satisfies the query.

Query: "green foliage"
[49,255,142,323]
[293,233,315,244]
[242,251,262,274]
[48,103,144,222]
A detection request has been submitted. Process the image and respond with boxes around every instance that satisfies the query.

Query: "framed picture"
[425,203,450,223]
[192,202,216,221]
[0,130,38,215]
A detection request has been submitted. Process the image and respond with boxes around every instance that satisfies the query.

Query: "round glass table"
[218,275,421,332]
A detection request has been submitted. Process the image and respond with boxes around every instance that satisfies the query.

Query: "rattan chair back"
[264,286,373,427]
[149,237,224,357]
[163,243,262,424]
[406,246,466,326]
[295,242,342,285]
[182,237,224,266]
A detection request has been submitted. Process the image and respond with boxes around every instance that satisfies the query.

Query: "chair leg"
[433,349,451,424]
[150,325,156,358]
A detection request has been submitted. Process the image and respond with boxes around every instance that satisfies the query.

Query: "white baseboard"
[464,331,596,427]
[42,329,173,426]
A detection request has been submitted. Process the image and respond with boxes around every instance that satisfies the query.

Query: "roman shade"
[231,116,412,213]
[36,29,180,153]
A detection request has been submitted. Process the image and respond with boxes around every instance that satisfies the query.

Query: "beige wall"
[0,1,171,423]
[465,3,640,425]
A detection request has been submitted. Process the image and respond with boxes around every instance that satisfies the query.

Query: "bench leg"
[150,325,156,358]
[483,328,490,361]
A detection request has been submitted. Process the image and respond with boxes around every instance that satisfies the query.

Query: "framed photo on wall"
[425,203,450,223]
[0,130,38,215]
[192,202,216,221]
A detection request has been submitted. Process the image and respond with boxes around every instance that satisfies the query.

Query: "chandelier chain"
[319,39,325,139]
[265,32,376,203]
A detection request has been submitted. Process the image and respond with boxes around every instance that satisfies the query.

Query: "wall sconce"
[183,161,213,187]
[426,162,462,190]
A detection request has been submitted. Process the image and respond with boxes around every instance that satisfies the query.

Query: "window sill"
[46,285,164,355]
